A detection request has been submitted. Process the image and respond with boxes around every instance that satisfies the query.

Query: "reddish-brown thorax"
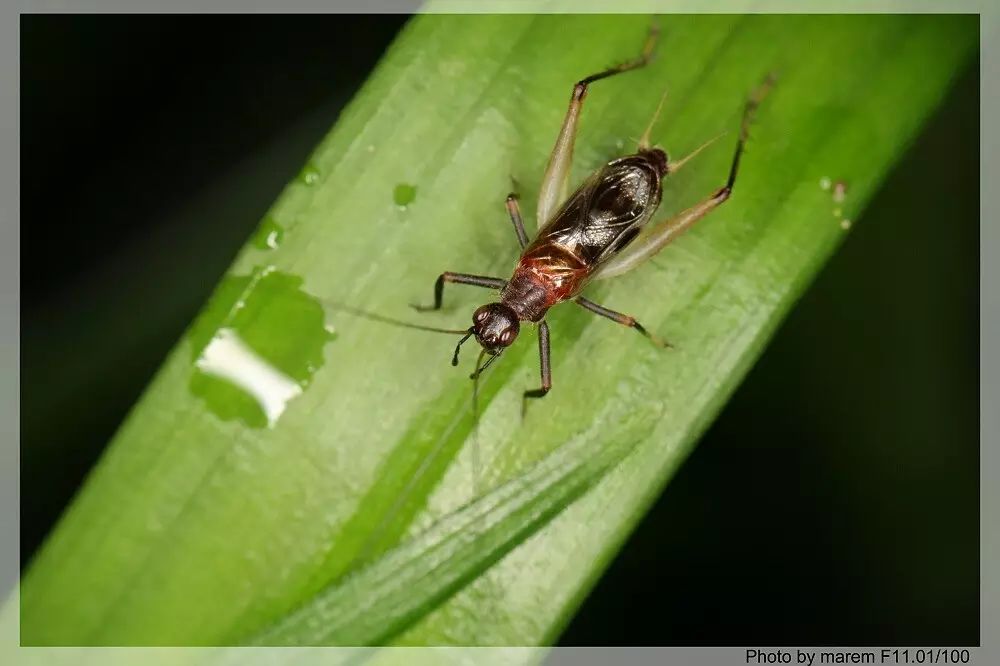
[500,242,591,323]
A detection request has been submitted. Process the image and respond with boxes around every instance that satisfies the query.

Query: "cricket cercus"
[399,26,774,413]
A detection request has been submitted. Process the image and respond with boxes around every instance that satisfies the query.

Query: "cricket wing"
[532,158,662,267]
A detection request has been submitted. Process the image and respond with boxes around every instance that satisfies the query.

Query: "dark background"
[21,16,979,645]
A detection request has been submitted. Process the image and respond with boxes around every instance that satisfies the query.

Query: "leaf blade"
[19,13,976,647]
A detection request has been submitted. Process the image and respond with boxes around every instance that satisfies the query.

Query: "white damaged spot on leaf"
[195,328,303,428]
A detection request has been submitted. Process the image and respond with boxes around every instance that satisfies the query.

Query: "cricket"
[404,25,775,412]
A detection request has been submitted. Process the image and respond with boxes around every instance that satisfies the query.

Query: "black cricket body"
[464,148,666,364]
[407,24,775,413]
[471,148,667,352]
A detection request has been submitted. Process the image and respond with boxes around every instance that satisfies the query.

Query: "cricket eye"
[500,329,515,345]
[474,308,490,324]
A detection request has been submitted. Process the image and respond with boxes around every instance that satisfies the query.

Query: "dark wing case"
[532,155,664,267]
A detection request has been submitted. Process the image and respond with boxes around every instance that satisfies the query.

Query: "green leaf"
[19,13,975,647]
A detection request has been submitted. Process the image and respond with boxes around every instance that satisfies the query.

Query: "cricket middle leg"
[505,193,530,249]
[574,296,671,348]
[521,321,552,417]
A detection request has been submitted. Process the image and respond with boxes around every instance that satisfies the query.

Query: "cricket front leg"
[536,24,659,228]
[595,73,776,280]
[412,272,507,311]
[521,321,552,417]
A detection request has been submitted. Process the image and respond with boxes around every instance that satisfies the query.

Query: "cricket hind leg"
[575,296,671,348]
[412,272,507,311]
[536,23,660,229]
[595,73,776,280]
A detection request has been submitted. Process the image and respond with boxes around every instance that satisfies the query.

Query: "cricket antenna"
[467,347,502,495]
[638,86,669,150]
[666,130,728,175]
[469,350,502,380]
[324,301,473,336]
[470,348,487,496]
[452,329,474,366]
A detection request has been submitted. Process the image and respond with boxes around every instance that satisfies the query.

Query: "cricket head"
[472,302,520,353]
